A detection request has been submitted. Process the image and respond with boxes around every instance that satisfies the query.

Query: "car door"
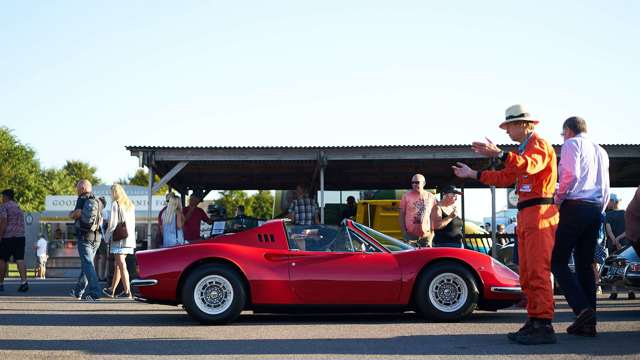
[289,228,402,304]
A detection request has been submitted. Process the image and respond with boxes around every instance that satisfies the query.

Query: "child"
[35,235,48,279]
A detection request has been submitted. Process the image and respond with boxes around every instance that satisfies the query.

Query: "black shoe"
[508,319,533,341]
[570,324,597,337]
[567,308,596,335]
[629,292,636,300]
[609,293,618,300]
[69,289,82,300]
[17,282,29,292]
[514,320,557,345]
[102,288,114,298]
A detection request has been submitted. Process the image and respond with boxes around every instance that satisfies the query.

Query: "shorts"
[37,255,48,265]
[110,244,134,255]
[0,237,25,261]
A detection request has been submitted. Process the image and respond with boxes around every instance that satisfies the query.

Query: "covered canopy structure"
[127,143,640,248]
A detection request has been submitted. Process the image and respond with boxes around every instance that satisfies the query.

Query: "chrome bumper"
[491,286,523,294]
[130,279,158,287]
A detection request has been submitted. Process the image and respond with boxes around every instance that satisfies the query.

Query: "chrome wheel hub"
[428,272,468,313]
[193,275,234,315]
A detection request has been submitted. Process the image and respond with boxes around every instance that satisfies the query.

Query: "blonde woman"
[103,184,136,299]
[162,193,185,247]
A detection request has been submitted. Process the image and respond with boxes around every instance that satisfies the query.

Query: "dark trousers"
[551,201,601,315]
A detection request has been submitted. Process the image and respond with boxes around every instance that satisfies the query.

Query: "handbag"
[112,203,128,242]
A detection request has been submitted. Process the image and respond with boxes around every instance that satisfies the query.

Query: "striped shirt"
[555,133,610,213]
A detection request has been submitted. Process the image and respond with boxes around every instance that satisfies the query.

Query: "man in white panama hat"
[453,104,559,345]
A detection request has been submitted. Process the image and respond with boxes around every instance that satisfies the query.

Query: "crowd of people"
[0,103,638,346]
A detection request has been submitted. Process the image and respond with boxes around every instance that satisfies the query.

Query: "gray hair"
[76,179,92,193]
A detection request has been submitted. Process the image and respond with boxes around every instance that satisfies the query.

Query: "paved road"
[0,278,639,360]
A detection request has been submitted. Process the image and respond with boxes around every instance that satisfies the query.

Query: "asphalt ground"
[0,278,639,360]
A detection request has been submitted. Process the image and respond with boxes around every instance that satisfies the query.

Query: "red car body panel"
[135,219,521,306]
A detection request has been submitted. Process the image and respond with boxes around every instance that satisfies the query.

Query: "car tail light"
[628,263,640,272]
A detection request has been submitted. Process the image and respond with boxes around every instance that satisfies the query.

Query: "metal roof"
[126,144,640,192]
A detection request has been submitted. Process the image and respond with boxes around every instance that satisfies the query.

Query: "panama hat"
[499,104,540,129]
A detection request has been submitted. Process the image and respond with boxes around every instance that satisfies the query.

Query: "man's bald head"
[411,174,426,192]
[76,179,92,195]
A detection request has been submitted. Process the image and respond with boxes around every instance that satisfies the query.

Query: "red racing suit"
[479,132,559,320]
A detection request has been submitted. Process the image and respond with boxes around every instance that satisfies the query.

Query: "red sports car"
[132,219,522,324]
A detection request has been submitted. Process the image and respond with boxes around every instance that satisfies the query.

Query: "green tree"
[41,168,75,195]
[249,190,274,219]
[62,160,102,186]
[121,168,168,195]
[0,127,46,212]
[214,190,252,217]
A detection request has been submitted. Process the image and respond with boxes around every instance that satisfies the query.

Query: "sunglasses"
[411,181,421,184]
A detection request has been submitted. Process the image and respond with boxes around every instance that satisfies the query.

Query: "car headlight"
[491,257,519,279]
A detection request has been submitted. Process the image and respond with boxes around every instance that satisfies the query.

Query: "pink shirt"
[400,190,436,238]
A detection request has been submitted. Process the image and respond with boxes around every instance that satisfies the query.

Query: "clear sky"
[1,1,638,221]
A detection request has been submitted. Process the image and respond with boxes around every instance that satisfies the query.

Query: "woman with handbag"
[103,184,136,299]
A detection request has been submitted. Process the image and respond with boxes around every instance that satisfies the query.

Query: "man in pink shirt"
[399,174,436,247]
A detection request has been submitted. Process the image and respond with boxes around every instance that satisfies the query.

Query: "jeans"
[74,234,101,299]
[551,201,601,315]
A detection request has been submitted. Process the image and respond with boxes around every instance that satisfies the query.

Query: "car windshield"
[351,222,415,252]
[285,223,384,253]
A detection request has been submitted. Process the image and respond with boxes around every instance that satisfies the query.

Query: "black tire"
[414,261,479,321]
[181,264,246,324]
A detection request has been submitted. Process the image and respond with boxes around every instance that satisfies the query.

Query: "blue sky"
[1,1,638,220]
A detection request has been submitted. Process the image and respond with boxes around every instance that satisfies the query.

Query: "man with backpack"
[69,179,103,301]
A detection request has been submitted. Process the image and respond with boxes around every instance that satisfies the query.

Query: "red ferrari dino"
[131,219,522,324]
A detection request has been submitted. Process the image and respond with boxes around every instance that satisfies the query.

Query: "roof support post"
[147,166,154,250]
[461,184,466,244]
[319,151,327,224]
[152,161,189,194]
[490,185,497,258]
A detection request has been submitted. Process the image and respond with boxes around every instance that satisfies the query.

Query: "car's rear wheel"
[414,261,478,321]
[181,264,246,324]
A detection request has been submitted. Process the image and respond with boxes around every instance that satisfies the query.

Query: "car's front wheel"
[414,261,479,321]
[181,264,246,324]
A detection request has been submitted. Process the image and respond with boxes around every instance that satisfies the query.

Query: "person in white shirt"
[103,184,136,299]
[35,235,48,279]
[551,116,610,338]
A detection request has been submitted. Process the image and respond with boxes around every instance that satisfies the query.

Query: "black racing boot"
[514,319,557,345]
[507,318,533,342]
[567,308,596,337]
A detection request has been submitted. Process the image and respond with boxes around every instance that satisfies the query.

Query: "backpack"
[78,195,103,233]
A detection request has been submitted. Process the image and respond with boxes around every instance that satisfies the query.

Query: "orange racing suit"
[478,132,559,320]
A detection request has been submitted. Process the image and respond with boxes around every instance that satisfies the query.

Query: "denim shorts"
[110,243,134,255]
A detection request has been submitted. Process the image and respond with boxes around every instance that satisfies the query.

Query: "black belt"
[517,197,554,210]
[562,199,600,207]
